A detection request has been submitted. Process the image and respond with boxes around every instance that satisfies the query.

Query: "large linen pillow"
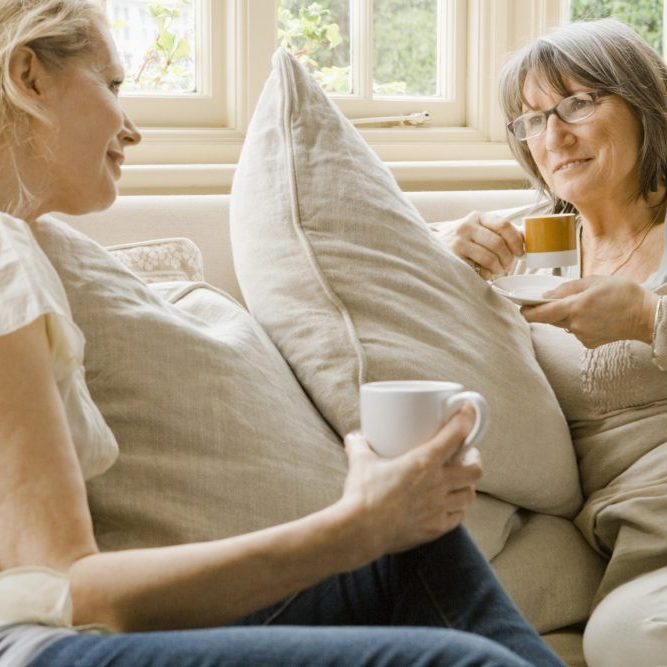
[33,217,348,549]
[230,49,581,516]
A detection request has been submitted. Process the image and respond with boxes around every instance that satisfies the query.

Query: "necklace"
[581,204,665,277]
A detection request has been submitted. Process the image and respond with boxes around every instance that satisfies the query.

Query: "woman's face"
[36,22,140,215]
[522,70,643,210]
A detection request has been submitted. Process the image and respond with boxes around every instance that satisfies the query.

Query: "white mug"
[360,380,488,458]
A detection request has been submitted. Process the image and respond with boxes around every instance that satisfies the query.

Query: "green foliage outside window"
[277,1,351,93]
[373,0,437,97]
[113,0,193,92]
[277,0,438,97]
[570,0,663,52]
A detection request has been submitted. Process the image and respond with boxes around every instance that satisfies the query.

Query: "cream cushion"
[492,513,605,634]
[32,217,348,549]
[108,237,204,284]
[230,49,581,516]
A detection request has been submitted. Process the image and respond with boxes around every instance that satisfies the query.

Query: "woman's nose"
[120,111,142,146]
[544,112,574,150]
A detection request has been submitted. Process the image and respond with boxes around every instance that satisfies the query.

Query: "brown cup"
[523,214,577,268]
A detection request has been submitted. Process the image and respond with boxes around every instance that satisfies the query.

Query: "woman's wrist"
[329,496,386,571]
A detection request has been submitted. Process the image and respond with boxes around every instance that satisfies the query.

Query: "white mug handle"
[443,391,489,448]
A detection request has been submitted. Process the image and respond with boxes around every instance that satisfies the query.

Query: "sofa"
[51,187,605,667]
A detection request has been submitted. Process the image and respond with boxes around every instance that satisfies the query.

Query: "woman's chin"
[551,183,589,209]
[57,190,118,216]
[84,180,120,213]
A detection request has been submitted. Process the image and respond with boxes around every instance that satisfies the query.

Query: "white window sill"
[119,160,528,196]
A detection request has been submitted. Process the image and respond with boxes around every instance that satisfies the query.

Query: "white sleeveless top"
[0,213,119,665]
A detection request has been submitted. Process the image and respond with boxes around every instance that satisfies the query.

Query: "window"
[569,0,664,55]
[277,0,466,127]
[106,0,228,127]
[108,0,197,93]
[107,1,570,194]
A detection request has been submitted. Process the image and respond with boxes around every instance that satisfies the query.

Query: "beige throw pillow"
[230,49,581,516]
[108,237,204,283]
[33,217,348,550]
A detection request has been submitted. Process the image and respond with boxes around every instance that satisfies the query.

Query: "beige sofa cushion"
[33,217,348,549]
[230,49,581,516]
[492,512,605,634]
[108,237,204,283]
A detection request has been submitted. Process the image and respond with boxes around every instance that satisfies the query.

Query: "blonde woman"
[0,2,565,666]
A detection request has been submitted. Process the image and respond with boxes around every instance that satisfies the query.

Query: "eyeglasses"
[507,91,609,141]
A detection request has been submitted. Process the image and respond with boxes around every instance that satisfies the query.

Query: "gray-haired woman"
[443,18,667,667]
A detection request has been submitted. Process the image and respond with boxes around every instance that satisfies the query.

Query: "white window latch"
[351,111,431,127]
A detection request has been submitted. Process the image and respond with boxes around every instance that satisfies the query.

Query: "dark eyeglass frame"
[507,91,610,141]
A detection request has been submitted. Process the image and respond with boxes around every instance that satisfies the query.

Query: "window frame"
[117,0,569,194]
[112,0,229,128]
[322,0,467,127]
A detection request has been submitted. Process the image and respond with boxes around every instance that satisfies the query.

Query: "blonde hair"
[498,19,667,213]
[0,0,106,214]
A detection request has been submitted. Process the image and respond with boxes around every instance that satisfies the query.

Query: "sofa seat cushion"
[230,49,581,517]
[492,512,605,634]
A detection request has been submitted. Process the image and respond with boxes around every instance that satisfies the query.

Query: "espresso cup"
[523,213,577,268]
[360,380,488,459]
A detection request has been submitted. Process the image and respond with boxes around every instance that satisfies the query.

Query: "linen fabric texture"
[108,237,205,284]
[230,49,581,517]
[32,216,348,550]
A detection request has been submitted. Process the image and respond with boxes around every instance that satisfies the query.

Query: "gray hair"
[0,0,106,214]
[498,19,667,213]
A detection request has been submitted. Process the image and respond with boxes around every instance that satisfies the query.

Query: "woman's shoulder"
[0,211,74,339]
[0,210,34,244]
[0,211,45,263]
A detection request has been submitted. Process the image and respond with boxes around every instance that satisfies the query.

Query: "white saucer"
[491,275,570,306]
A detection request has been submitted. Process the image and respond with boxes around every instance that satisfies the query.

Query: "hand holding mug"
[342,407,483,558]
[438,211,525,280]
[523,213,577,269]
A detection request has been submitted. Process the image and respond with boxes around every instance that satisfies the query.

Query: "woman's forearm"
[69,497,369,632]
[70,420,480,633]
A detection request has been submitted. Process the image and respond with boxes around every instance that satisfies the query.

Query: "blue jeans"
[31,527,563,666]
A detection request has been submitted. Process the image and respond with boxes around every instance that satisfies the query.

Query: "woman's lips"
[107,151,125,166]
[553,157,592,174]
[107,152,124,177]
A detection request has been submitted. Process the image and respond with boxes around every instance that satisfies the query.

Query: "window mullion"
[439,0,455,100]
[196,0,211,96]
[353,0,373,99]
